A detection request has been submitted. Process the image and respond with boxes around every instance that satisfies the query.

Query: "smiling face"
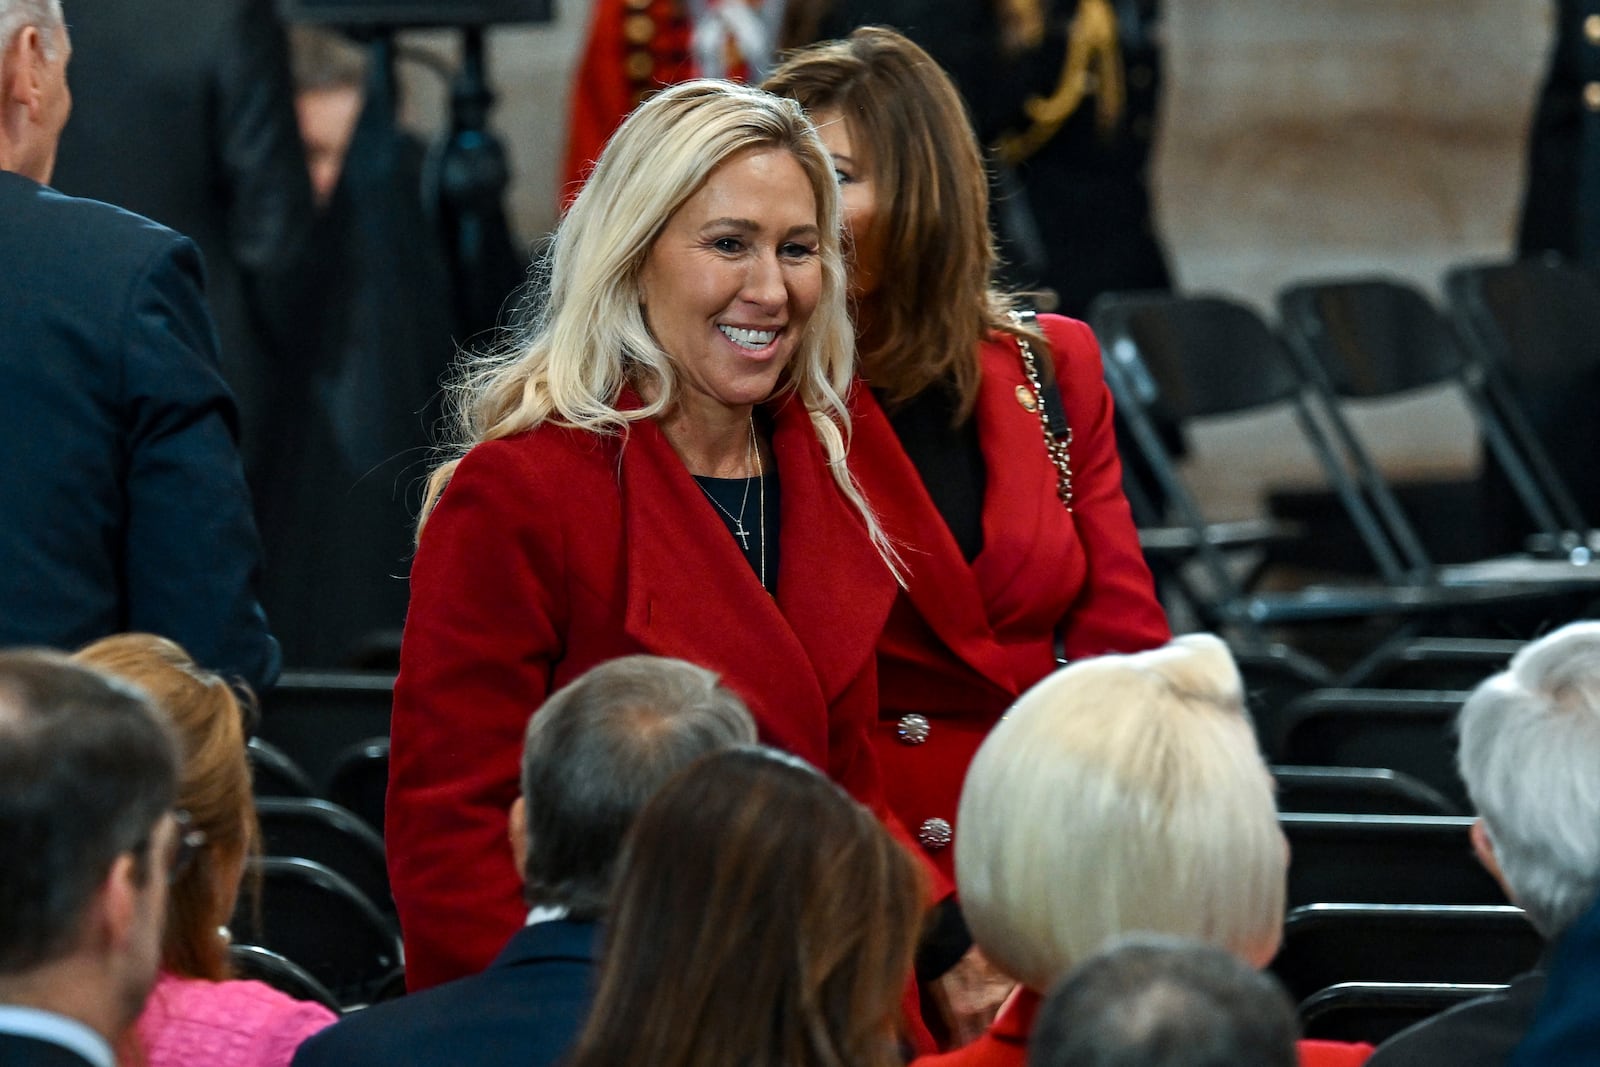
[637,146,823,425]
[811,109,882,299]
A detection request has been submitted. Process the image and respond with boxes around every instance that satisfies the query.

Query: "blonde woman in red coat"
[386,80,938,997]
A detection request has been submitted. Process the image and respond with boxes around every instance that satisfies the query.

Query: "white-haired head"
[956,634,1285,992]
[1459,621,1600,938]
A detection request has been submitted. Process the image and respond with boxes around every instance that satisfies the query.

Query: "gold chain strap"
[1014,321,1074,512]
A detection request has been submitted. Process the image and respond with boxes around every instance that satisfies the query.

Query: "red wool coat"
[387,395,915,992]
[851,315,1170,878]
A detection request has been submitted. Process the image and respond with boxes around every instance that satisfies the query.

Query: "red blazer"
[911,988,1374,1067]
[388,395,905,991]
[851,315,1170,876]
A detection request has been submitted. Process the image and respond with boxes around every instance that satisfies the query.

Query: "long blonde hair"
[421,80,897,572]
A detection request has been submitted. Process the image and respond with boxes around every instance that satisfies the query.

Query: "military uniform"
[1520,0,1600,264]
[813,0,1171,317]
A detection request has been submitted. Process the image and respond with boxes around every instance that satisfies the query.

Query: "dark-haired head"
[515,654,757,917]
[1029,935,1299,1067]
[566,746,925,1067]
[765,25,1013,418]
[0,648,179,976]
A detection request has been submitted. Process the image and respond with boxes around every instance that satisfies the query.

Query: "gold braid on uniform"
[995,0,1126,166]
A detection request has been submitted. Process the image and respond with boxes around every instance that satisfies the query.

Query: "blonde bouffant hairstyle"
[73,633,258,982]
[956,634,1285,993]
[421,79,895,569]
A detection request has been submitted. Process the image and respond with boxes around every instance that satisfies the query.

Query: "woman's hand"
[929,945,1016,1048]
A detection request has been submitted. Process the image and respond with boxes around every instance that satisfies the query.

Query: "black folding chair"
[1278,277,1600,594]
[233,857,403,1009]
[1090,291,1553,657]
[1270,903,1541,1003]
[1271,765,1459,817]
[1298,982,1506,1044]
[325,736,390,838]
[228,944,341,1013]
[1341,635,1516,689]
[255,797,393,919]
[1281,813,1505,909]
[1236,645,1338,757]
[246,737,318,799]
[1277,689,1467,807]
[1446,255,1600,553]
[256,670,395,788]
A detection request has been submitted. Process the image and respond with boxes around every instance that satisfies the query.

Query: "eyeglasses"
[168,809,207,883]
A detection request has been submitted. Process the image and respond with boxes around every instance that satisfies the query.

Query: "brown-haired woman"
[764,26,1169,885]
[73,634,335,1067]
[565,746,926,1067]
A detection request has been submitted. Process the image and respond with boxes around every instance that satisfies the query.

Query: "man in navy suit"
[0,0,278,692]
[292,655,757,1067]
[0,651,182,1067]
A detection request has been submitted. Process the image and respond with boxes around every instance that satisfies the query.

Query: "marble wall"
[428,0,1559,518]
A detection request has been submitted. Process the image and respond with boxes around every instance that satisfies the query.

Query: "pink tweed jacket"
[135,971,336,1067]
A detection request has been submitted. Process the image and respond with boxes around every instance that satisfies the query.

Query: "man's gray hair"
[519,655,757,917]
[1028,935,1299,1067]
[1458,621,1600,938]
[0,0,65,60]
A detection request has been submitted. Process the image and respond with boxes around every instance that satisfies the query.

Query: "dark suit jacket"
[1367,967,1547,1067]
[290,919,598,1067]
[0,1032,99,1067]
[1519,0,1600,264]
[0,170,278,692]
[388,392,912,989]
[1509,897,1600,1065]
[50,0,314,477]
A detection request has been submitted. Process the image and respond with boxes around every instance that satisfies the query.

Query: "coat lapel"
[618,399,892,763]
[849,382,1019,692]
[969,338,1068,606]
[767,394,898,705]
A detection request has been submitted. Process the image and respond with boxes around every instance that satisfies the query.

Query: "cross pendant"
[733,522,751,550]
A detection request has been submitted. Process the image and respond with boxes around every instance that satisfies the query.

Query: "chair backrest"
[228,944,341,1014]
[1093,290,1424,590]
[1271,765,1459,817]
[1279,278,1468,397]
[1298,981,1506,1044]
[255,797,393,917]
[256,671,396,787]
[1281,813,1506,909]
[1235,645,1337,755]
[325,736,390,838]
[246,737,318,799]
[1447,256,1600,536]
[1093,291,1305,418]
[1270,903,1542,1002]
[1342,636,1517,689]
[1446,256,1600,397]
[1285,274,1599,568]
[233,857,403,1008]
[1278,689,1468,808]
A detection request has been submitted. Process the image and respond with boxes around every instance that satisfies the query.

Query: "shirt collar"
[0,1005,116,1067]
[525,904,571,927]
